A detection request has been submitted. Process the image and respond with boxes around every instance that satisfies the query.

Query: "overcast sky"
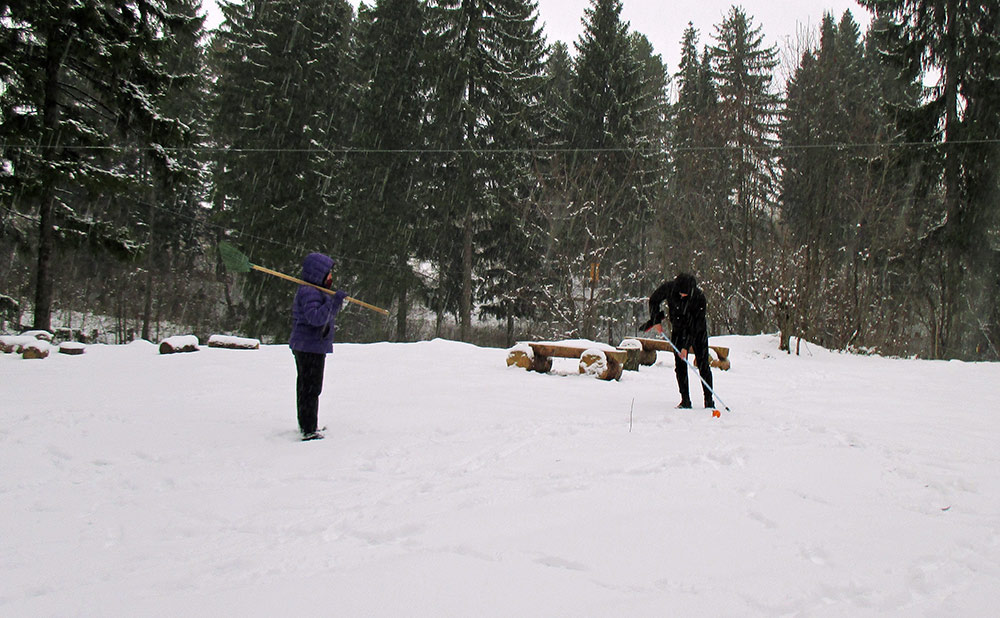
[203,0,873,75]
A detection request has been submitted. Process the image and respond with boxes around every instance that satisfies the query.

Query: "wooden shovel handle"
[251,264,389,315]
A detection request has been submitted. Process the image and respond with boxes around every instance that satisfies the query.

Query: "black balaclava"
[674,272,697,296]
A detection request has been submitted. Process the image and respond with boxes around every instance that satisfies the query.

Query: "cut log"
[633,337,731,370]
[20,329,53,342]
[21,342,50,359]
[506,346,533,369]
[579,349,610,379]
[527,343,627,365]
[528,342,625,381]
[710,347,731,370]
[207,335,260,350]
[159,335,200,354]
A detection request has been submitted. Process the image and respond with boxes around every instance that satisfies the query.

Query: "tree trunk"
[396,268,408,342]
[141,192,156,341]
[939,0,962,358]
[33,28,69,332]
[33,189,56,332]
[460,210,473,342]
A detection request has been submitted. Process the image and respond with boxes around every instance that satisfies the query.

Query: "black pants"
[674,337,714,407]
[294,350,326,434]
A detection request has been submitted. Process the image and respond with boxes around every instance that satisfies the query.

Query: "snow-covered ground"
[2,335,999,616]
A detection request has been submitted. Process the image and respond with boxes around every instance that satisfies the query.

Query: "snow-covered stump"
[59,342,87,356]
[159,335,200,355]
[21,340,51,360]
[618,338,643,371]
[208,335,260,350]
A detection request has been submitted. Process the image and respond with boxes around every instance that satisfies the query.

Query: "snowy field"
[2,334,999,616]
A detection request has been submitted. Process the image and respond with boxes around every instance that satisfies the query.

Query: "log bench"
[507,341,628,381]
[629,337,731,370]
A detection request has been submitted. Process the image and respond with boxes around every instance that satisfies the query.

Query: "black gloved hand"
[640,318,656,332]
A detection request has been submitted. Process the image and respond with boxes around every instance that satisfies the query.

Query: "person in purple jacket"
[289,252,347,441]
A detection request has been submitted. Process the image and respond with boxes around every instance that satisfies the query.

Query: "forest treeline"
[1,0,998,359]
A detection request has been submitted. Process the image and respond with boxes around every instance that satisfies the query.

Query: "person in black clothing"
[641,272,715,409]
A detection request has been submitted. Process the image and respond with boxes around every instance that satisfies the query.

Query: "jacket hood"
[301,252,334,285]
[674,272,697,295]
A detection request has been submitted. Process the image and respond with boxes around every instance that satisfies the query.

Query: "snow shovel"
[644,324,732,414]
[218,241,389,315]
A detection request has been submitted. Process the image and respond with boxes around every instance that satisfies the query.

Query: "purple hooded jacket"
[289,252,345,354]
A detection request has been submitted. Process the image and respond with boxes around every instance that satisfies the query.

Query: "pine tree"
[670,24,726,267]
[560,0,666,339]
[350,0,428,341]
[424,0,548,341]
[0,0,206,332]
[475,0,550,345]
[210,0,354,339]
[710,6,781,333]
[135,0,212,340]
[861,0,1000,358]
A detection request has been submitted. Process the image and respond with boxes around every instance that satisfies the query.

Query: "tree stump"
[618,339,643,371]
[638,349,657,365]
[530,354,553,373]
[59,342,87,356]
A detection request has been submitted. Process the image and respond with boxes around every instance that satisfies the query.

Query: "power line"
[0,202,432,283]
[3,139,999,154]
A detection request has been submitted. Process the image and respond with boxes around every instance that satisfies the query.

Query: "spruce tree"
[670,24,726,267]
[861,0,1000,358]
[0,0,206,332]
[709,6,781,333]
[211,0,354,339]
[561,0,666,339]
[136,0,212,340]
[475,0,549,345]
[350,0,428,341]
[424,0,548,341]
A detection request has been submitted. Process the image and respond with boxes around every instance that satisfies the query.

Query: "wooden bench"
[507,341,628,381]
[628,337,731,370]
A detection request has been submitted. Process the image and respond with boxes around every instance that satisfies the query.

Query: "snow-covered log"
[208,335,260,350]
[1,335,40,354]
[505,343,534,369]
[159,335,200,355]
[515,341,626,381]
[20,330,53,342]
[21,340,51,359]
